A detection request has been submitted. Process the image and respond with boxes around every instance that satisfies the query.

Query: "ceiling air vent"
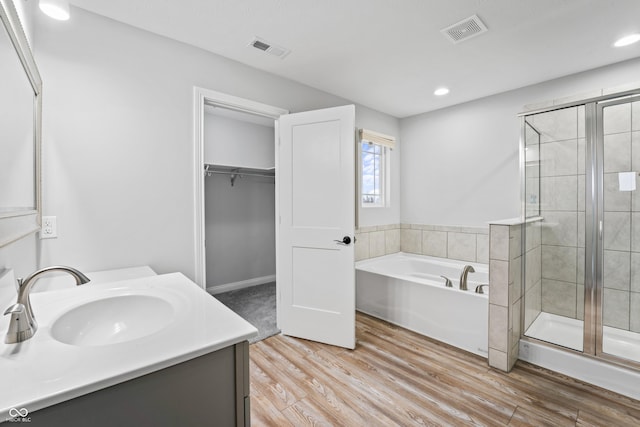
[441,14,488,44]
[252,40,270,51]
[248,37,291,59]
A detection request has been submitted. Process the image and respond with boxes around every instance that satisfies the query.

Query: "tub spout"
[459,265,475,291]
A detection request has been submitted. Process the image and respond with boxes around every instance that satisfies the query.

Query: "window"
[359,129,395,208]
[361,141,385,206]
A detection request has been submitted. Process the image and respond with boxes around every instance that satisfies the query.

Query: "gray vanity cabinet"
[22,342,250,427]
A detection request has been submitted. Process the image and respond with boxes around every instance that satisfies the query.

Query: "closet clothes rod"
[204,170,275,179]
[203,165,275,186]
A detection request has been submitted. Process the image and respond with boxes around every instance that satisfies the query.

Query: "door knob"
[334,236,352,245]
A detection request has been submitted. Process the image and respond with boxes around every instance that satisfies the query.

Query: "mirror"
[0,0,42,247]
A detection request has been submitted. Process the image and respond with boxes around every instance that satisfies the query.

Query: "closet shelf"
[204,164,275,186]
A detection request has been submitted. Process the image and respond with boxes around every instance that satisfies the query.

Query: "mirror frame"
[0,0,42,247]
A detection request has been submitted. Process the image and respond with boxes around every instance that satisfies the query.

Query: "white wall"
[400,57,640,227]
[0,234,39,280]
[204,113,274,169]
[205,174,275,288]
[32,7,400,280]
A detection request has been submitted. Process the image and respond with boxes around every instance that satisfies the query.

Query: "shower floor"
[526,312,640,363]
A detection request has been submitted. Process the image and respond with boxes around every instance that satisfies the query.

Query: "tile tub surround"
[399,224,489,264]
[357,224,489,263]
[487,218,538,372]
[355,224,401,261]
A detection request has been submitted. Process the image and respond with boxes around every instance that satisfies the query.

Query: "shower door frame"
[519,88,640,371]
[593,94,640,368]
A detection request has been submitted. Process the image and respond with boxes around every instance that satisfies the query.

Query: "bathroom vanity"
[28,342,250,427]
[0,271,257,426]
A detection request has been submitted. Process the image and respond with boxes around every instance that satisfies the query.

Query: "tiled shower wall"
[602,100,640,332]
[524,220,542,331]
[355,224,489,263]
[528,100,640,333]
[528,106,586,323]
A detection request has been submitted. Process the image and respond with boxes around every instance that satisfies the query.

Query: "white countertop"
[0,272,258,414]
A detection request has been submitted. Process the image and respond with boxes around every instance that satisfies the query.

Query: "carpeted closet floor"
[213,282,280,343]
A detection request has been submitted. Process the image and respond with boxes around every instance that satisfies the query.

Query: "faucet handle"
[4,303,35,344]
[440,275,453,287]
[475,284,489,294]
[4,303,25,316]
[15,278,23,292]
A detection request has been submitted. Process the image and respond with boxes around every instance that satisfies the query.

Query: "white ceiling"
[67,0,640,118]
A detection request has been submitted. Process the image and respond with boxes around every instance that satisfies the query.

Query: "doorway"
[193,89,287,341]
[193,88,287,289]
[193,88,357,348]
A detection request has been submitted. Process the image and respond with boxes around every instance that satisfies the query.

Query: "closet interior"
[203,105,276,295]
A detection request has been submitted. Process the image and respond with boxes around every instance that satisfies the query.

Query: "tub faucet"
[459,265,475,291]
[475,284,489,294]
[440,275,453,287]
[3,266,90,344]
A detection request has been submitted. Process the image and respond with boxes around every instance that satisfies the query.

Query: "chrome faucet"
[475,284,489,294]
[3,266,90,344]
[440,275,453,287]
[459,265,475,291]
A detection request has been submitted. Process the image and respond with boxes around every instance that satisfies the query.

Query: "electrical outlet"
[41,216,57,239]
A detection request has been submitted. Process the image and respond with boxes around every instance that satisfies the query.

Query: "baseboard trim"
[207,275,276,295]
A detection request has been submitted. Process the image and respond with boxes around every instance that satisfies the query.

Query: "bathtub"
[356,252,489,357]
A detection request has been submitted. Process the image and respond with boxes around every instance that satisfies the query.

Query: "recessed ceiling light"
[614,33,640,47]
[39,0,70,21]
[434,87,450,96]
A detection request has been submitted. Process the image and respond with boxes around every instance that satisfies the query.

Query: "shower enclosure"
[521,89,640,369]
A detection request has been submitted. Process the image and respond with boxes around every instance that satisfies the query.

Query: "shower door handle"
[599,220,603,240]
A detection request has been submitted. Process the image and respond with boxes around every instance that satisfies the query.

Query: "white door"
[277,105,355,349]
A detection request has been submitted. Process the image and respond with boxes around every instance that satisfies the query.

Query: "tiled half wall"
[488,221,526,372]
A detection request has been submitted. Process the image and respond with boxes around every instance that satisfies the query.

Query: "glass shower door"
[522,105,585,352]
[598,97,640,364]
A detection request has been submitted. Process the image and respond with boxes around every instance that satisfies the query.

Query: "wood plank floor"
[249,312,640,426]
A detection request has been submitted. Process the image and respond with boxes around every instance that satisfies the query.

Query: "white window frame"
[359,139,390,208]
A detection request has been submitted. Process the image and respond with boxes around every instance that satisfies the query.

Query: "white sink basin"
[51,294,174,346]
[0,272,258,415]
